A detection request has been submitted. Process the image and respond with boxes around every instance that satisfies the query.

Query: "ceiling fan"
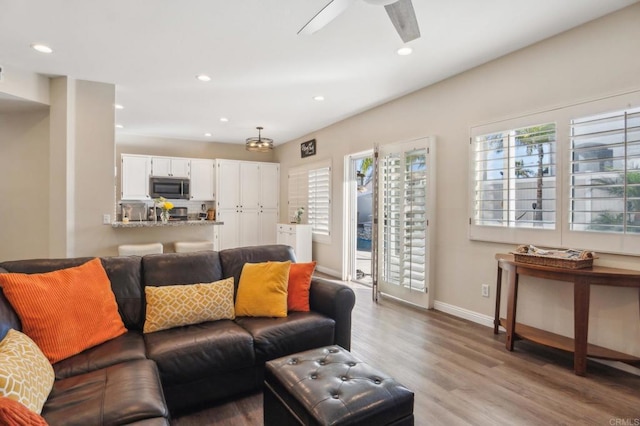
[298,0,420,43]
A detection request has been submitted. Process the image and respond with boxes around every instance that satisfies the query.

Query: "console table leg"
[574,278,590,376]
[494,265,503,334]
[505,266,518,351]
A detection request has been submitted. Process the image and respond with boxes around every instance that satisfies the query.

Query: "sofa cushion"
[0,329,54,414]
[288,261,316,312]
[235,261,291,318]
[235,312,335,363]
[101,256,145,331]
[0,396,47,426]
[41,359,168,426]
[144,277,235,333]
[0,258,127,363]
[144,320,254,385]
[219,245,296,295]
[53,331,146,380]
[142,251,223,288]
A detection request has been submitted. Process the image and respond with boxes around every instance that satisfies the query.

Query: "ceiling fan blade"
[384,0,420,43]
[298,0,356,35]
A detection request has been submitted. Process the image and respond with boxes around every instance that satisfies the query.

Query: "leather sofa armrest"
[309,278,355,351]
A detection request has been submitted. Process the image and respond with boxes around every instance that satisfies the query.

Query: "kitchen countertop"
[112,220,223,228]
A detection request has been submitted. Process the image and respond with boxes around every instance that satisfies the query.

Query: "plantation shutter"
[308,165,331,236]
[570,107,640,234]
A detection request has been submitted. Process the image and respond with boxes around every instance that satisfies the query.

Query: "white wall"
[275,4,640,356]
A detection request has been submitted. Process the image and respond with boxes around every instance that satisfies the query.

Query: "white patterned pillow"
[0,329,54,414]
[144,277,235,333]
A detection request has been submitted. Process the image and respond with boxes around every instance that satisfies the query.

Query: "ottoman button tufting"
[265,346,414,425]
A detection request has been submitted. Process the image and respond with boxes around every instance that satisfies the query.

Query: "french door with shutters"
[375,137,435,308]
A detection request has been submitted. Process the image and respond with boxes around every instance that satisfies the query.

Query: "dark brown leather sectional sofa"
[0,245,356,425]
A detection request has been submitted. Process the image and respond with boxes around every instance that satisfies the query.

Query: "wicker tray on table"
[512,245,595,269]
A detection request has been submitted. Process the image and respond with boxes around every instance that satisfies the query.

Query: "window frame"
[468,90,640,256]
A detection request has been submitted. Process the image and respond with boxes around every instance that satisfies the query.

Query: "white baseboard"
[433,300,495,329]
[433,301,639,376]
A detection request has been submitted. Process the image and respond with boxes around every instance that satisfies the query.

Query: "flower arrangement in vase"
[294,207,305,224]
[154,197,174,223]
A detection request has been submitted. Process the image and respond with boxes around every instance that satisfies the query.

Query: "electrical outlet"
[102,214,111,224]
[481,284,490,298]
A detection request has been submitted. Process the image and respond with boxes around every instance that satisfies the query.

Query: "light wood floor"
[174,284,640,425]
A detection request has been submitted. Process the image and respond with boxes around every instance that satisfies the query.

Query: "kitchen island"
[110,220,224,253]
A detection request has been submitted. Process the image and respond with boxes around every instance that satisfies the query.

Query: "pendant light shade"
[246,126,274,152]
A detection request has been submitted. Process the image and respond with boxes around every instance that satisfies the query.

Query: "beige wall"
[275,4,640,357]
[0,109,50,260]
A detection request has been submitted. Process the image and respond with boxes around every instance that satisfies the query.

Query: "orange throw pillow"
[0,396,48,426]
[0,258,127,364]
[287,261,317,312]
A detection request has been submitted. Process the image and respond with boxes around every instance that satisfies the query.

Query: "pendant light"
[246,126,274,152]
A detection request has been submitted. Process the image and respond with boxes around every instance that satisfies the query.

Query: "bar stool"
[118,243,164,256]
[174,241,214,253]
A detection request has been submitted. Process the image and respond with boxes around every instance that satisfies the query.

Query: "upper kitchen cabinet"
[259,163,279,210]
[121,154,151,200]
[216,160,241,209]
[151,157,191,178]
[190,159,215,201]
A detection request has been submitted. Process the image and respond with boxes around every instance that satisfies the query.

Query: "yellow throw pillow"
[235,261,291,318]
[144,277,235,333]
[0,329,54,414]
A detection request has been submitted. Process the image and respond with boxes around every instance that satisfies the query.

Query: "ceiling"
[0,0,637,145]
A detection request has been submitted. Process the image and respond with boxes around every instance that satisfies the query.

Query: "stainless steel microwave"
[149,177,190,200]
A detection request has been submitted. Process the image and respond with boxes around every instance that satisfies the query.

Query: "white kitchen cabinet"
[216,208,240,249]
[277,224,312,262]
[151,157,191,178]
[190,159,215,201]
[216,160,240,209]
[121,154,151,200]
[215,159,279,249]
[260,163,280,210]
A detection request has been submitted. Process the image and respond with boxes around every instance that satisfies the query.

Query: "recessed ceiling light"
[115,124,124,129]
[114,104,124,110]
[31,43,53,54]
[397,47,413,56]
[196,74,211,82]
[204,132,212,137]
[219,117,229,122]
[313,95,325,101]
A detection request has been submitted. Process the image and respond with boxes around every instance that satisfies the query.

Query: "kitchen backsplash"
[118,199,215,221]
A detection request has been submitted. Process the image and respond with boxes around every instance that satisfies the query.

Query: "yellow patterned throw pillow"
[144,277,235,333]
[0,329,54,414]
[235,261,291,318]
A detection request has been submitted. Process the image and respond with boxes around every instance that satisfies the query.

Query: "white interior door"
[375,137,435,309]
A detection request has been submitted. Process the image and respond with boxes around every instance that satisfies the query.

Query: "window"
[469,89,640,255]
[288,160,331,242]
[570,107,640,234]
[472,123,557,229]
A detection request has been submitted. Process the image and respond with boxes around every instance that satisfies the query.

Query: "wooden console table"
[494,253,640,376]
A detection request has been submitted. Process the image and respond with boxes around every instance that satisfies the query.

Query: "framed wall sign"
[301,139,316,158]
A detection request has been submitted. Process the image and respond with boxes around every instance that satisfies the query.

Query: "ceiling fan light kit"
[245,126,274,152]
[298,0,420,43]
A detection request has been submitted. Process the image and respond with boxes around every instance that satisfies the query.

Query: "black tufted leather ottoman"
[264,345,414,425]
